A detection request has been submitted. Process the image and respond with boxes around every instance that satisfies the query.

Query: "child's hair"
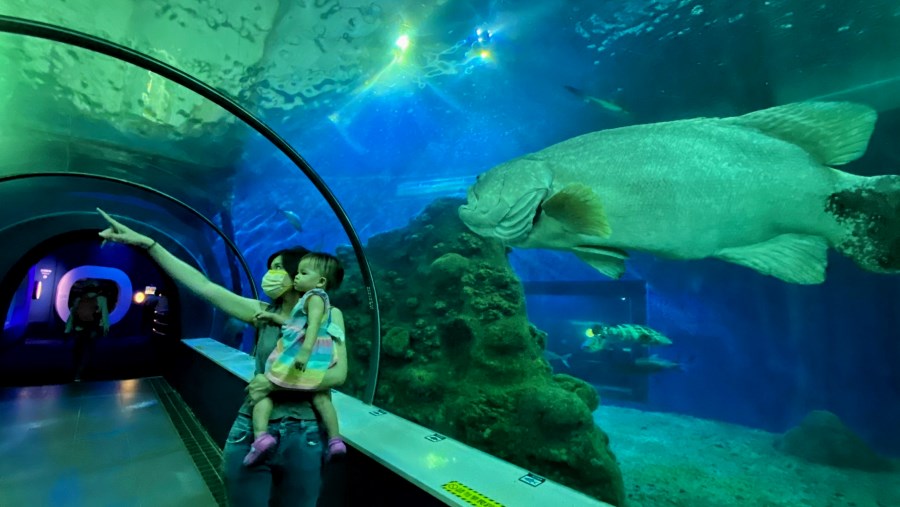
[302,252,344,291]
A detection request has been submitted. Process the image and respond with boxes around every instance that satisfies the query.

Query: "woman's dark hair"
[267,246,310,285]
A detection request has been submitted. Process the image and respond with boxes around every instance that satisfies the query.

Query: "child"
[244,252,347,466]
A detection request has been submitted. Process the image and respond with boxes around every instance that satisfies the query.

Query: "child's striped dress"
[265,288,344,390]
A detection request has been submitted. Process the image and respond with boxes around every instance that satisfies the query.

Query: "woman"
[96,208,347,507]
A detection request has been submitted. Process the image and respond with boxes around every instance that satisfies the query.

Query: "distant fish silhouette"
[587,353,691,375]
[277,208,304,233]
[619,354,682,374]
[543,350,572,369]
[563,85,629,114]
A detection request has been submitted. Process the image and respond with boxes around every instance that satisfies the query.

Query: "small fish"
[563,85,628,114]
[543,350,572,368]
[625,354,681,374]
[581,323,672,352]
[277,208,304,233]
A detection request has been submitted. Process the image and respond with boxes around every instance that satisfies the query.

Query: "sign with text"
[518,473,546,487]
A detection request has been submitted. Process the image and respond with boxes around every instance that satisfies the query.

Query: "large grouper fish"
[458,102,900,284]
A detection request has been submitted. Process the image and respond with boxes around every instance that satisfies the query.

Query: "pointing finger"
[96,208,123,231]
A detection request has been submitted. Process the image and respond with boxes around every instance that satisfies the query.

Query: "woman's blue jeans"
[223,414,324,507]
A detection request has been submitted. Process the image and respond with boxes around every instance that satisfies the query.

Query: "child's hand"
[294,347,313,371]
[253,311,284,326]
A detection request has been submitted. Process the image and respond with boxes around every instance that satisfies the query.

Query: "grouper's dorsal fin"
[724,101,876,166]
[542,183,612,237]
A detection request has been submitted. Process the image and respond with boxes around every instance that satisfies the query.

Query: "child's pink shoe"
[326,437,346,461]
[243,433,277,466]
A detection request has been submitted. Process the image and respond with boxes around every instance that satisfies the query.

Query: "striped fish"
[581,324,672,352]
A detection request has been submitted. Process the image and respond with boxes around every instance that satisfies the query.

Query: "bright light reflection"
[424,452,450,469]
[118,379,139,405]
[332,18,499,126]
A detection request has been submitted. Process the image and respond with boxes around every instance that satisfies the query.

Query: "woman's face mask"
[261,269,291,299]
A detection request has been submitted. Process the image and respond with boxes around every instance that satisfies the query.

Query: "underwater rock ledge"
[775,410,895,472]
[333,197,626,506]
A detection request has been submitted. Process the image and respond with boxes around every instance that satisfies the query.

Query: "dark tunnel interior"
[0,229,191,385]
[0,176,254,386]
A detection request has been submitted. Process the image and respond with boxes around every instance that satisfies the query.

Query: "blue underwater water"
[1,0,899,505]
[223,0,900,459]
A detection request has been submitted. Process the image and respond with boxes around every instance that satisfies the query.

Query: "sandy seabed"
[595,406,900,507]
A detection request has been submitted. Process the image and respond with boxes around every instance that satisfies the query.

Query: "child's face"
[293,258,325,293]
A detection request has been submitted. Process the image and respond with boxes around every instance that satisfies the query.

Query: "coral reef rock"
[332,198,625,506]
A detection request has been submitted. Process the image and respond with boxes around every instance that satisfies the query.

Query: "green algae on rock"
[332,197,626,506]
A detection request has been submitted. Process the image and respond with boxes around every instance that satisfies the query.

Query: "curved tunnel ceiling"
[0,16,382,403]
[0,27,249,215]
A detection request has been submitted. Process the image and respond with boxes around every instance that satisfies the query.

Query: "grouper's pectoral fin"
[574,248,627,279]
[715,234,829,284]
[542,183,612,237]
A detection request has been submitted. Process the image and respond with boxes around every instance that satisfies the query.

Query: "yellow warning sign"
[442,481,505,507]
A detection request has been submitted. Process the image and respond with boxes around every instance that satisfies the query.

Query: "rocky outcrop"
[775,410,894,472]
[333,198,626,506]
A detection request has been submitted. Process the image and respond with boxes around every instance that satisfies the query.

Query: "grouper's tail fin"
[828,174,900,273]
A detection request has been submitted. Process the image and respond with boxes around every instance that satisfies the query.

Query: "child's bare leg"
[313,391,346,457]
[243,379,278,466]
[312,391,340,438]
